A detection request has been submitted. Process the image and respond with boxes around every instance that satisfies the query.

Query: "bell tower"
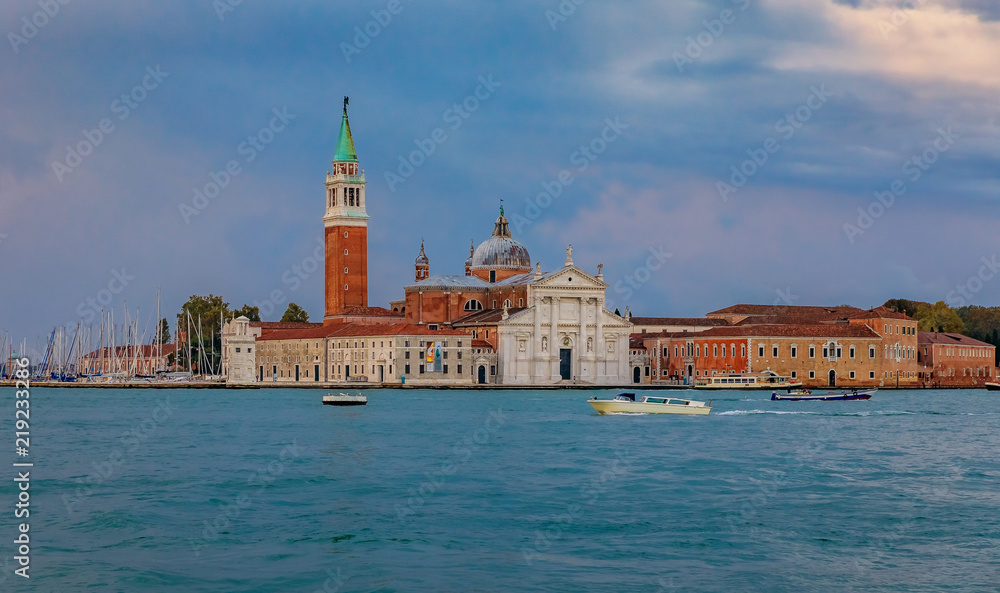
[415,240,429,282]
[324,97,369,322]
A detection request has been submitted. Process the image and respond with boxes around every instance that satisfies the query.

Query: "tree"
[232,304,261,322]
[883,298,925,318]
[955,305,1000,365]
[914,301,965,333]
[176,294,230,373]
[155,318,171,344]
[281,302,310,322]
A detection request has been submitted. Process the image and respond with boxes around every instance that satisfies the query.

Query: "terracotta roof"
[83,344,178,358]
[846,306,913,321]
[452,307,527,326]
[629,335,646,349]
[631,317,730,326]
[644,324,882,339]
[336,306,404,317]
[709,304,865,320]
[249,321,323,330]
[259,322,469,342]
[707,324,880,339]
[471,339,494,350]
[918,332,995,347]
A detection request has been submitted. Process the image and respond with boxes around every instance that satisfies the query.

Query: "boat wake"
[718,410,818,415]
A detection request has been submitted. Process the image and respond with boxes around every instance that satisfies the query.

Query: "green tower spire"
[334,96,358,163]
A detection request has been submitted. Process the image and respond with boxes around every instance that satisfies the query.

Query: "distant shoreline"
[0,381,984,391]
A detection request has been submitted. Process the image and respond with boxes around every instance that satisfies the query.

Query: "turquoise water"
[1,387,998,592]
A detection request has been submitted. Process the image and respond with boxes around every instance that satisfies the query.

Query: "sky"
[1,0,999,352]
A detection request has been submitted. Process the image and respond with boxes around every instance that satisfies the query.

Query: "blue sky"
[2,0,999,349]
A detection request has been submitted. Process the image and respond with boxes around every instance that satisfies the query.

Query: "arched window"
[464,299,484,311]
[503,299,511,308]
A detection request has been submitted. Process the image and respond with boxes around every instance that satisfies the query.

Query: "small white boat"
[695,370,802,390]
[588,392,711,415]
[322,392,367,406]
[985,382,1000,391]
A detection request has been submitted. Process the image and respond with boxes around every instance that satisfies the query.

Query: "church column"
[533,293,542,353]
[549,296,560,379]
[595,297,605,378]
[579,297,588,381]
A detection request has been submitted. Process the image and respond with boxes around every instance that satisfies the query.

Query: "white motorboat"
[588,392,711,415]
[695,370,802,390]
[322,392,367,406]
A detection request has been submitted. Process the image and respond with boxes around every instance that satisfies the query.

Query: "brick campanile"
[323,97,369,322]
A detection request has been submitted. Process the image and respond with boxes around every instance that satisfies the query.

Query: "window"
[486,330,490,339]
[809,371,815,379]
[674,346,678,357]
[823,347,828,358]
[869,371,875,379]
[849,371,855,379]
[443,365,449,374]
[713,345,718,357]
[741,345,746,357]
[519,298,524,306]
[344,249,348,255]
[850,346,855,359]
[489,270,496,283]
[405,351,410,359]
[503,299,511,308]
[809,345,815,358]
[772,346,778,358]
[870,346,876,358]
[758,345,764,357]
[344,231,348,238]
[791,371,797,379]
[344,267,348,273]
[790,346,797,358]
[457,364,462,374]
[493,300,497,308]
[697,345,701,357]
[405,364,410,374]
[464,299,484,311]
[235,347,241,353]
[490,365,496,375]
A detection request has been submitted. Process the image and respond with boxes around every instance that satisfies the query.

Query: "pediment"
[531,265,607,290]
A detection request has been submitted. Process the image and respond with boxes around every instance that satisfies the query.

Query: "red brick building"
[917,332,997,387]
[633,304,925,388]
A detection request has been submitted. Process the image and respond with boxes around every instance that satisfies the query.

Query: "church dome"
[470,210,531,271]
